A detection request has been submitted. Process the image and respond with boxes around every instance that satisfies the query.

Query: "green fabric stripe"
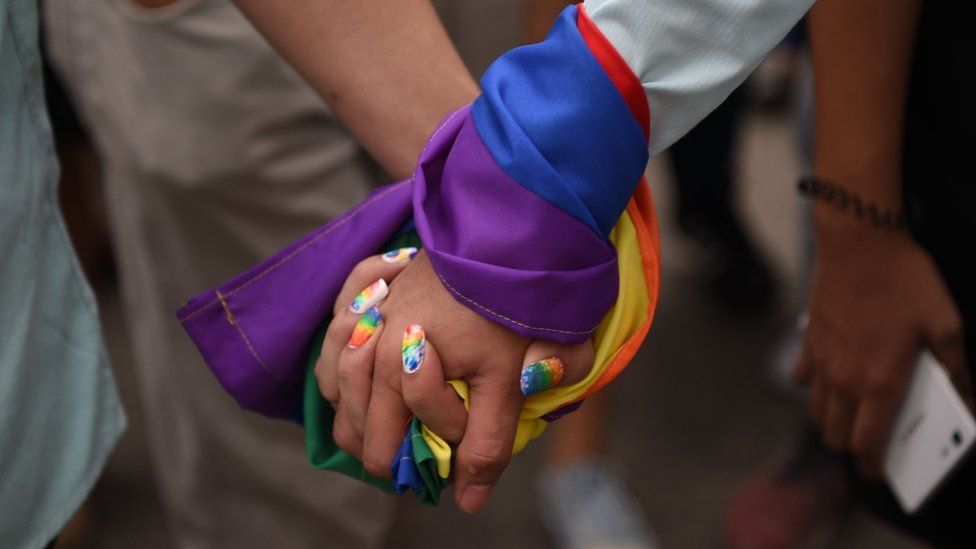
[303,232,448,505]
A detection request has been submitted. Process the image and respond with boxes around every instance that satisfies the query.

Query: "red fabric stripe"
[577,4,650,141]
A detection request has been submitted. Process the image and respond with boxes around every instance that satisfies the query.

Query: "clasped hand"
[315,249,593,512]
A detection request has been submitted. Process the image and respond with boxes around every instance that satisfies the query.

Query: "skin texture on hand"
[795,219,973,477]
[316,250,593,513]
[228,0,594,512]
[799,0,972,478]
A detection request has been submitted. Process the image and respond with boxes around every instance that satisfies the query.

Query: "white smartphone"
[884,349,976,514]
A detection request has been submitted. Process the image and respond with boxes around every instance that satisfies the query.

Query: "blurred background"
[44,0,926,547]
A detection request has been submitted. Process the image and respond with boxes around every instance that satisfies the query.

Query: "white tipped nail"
[382,247,419,264]
[349,279,388,314]
[402,324,425,374]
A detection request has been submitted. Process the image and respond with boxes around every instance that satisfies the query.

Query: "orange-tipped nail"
[348,306,382,348]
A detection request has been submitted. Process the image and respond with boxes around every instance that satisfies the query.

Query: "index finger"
[453,373,524,513]
[318,248,419,402]
[333,247,419,316]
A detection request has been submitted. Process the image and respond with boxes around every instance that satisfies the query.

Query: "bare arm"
[524,0,572,43]
[797,0,972,476]
[809,0,920,216]
[233,0,480,179]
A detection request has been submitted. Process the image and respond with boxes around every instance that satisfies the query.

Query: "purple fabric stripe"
[413,106,618,343]
[177,181,412,419]
[177,105,620,417]
[541,400,585,422]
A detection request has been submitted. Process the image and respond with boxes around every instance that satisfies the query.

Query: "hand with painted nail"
[320,249,592,513]
[314,247,418,457]
[396,320,593,513]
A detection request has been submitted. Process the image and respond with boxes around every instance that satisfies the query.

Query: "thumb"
[519,339,594,396]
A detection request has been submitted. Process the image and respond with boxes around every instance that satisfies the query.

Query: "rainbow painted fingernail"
[402,324,425,374]
[382,247,418,264]
[520,357,565,396]
[350,279,388,314]
[348,306,382,348]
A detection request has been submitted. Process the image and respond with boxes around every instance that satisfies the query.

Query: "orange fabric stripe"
[577,4,650,141]
[584,178,660,397]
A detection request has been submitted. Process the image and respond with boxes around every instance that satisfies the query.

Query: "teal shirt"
[0,1,125,547]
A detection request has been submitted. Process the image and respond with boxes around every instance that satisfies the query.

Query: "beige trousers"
[44,1,394,546]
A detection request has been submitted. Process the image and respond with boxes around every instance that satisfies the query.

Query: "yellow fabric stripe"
[422,209,651,478]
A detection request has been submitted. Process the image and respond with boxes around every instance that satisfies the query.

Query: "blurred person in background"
[1,0,126,547]
[41,0,508,546]
[668,88,776,316]
[731,1,976,547]
[723,23,855,549]
[797,0,976,546]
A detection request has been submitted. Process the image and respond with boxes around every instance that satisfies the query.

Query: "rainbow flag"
[177,4,660,503]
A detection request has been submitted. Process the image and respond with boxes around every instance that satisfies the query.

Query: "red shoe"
[724,428,848,549]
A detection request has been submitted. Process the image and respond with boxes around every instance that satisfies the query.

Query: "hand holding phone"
[884,349,976,514]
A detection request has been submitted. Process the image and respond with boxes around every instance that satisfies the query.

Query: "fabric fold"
[472,5,649,239]
[177,1,664,504]
[300,187,660,504]
[412,106,620,342]
[177,181,413,420]
[178,4,657,414]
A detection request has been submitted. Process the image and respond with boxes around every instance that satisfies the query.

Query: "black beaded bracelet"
[797,176,918,231]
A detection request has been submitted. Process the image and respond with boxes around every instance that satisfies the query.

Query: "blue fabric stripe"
[391,432,424,495]
[471,5,649,238]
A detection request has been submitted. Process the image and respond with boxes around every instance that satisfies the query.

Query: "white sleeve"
[584,0,813,154]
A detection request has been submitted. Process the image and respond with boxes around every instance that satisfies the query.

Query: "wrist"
[811,194,916,259]
[804,173,911,250]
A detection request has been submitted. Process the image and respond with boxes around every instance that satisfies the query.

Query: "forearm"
[525,0,573,43]
[232,0,479,179]
[809,0,922,228]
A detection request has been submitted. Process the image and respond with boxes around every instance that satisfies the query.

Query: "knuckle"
[333,423,358,455]
[863,369,896,399]
[401,385,421,408]
[350,261,371,282]
[363,456,390,479]
[314,365,338,403]
[319,383,338,404]
[400,379,426,407]
[313,360,328,385]
[323,320,348,347]
[374,354,402,389]
[436,426,464,443]
[826,364,856,394]
[461,439,511,474]
[336,359,362,386]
